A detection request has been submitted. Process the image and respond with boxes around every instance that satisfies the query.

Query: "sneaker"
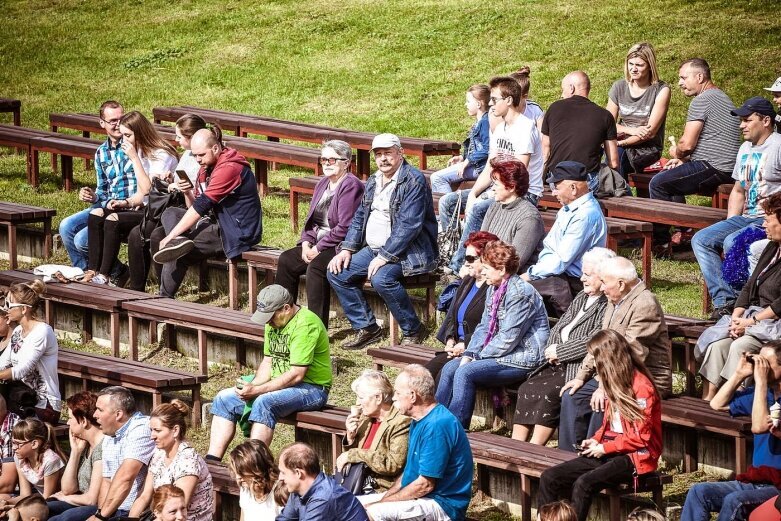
[91,274,108,285]
[652,243,672,259]
[153,237,195,264]
[110,263,130,288]
[401,324,428,346]
[342,326,383,350]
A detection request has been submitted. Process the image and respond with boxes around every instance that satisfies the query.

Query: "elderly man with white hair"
[558,256,671,451]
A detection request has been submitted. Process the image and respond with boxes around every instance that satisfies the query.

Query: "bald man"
[541,71,619,187]
[153,128,262,297]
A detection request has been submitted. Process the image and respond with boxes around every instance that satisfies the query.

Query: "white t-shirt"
[138,148,178,178]
[239,487,281,520]
[176,150,201,185]
[491,115,544,196]
[732,132,781,217]
[0,323,60,410]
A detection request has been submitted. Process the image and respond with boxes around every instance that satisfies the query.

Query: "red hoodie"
[591,370,662,475]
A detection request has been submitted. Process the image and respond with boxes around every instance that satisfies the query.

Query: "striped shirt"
[101,412,155,513]
[687,88,741,173]
[0,411,19,463]
[94,139,136,206]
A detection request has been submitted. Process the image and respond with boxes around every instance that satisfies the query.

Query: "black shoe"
[709,304,734,321]
[401,324,428,346]
[110,263,130,288]
[153,237,195,264]
[343,326,383,350]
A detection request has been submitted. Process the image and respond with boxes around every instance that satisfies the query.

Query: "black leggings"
[87,209,143,275]
[127,221,165,292]
[274,245,337,326]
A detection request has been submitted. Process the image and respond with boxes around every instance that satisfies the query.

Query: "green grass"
[3,0,778,518]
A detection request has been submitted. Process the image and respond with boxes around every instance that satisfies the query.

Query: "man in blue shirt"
[361,364,473,521]
[681,341,781,521]
[277,442,368,521]
[521,161,607,317]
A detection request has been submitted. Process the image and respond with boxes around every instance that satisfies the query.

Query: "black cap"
[546,161,588,184]
[731,96,776,118]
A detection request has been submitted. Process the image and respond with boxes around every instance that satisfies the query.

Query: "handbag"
[0,380,38,418]
[625,145,661,173]
[437,192,463,269]
[334,462,376,496]
[594,164,631,198]
[139,177,185,242]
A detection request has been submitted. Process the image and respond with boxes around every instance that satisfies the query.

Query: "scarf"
[484,277,510,347]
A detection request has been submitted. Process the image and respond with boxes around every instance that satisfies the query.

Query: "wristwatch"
[752,316,759,325]
[95,510,110,521]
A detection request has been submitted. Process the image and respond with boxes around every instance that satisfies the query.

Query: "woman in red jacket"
[537,329,662,521]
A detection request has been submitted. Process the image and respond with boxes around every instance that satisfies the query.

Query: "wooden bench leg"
[642,231,652,289]
[24,145,32,184]
[236,338,246,368]
[152,391,162,410]
[83,308,93,344]
[129,315,139,361]
[192,386,202,426]
[684,428,697,473]
[198,260,209,292]
[685,341,696,396]
[389,314,399,346]
[198,329,208,376]
[426,285,435,321]
[652,485,663,510]
[82,131,91,170]
[418,152,427,171]
[50,124,58,170]
[30,149,40,188]
[290,189,299,232]
[267,136,279,172]
[110,311,120,357]
[228,259,239,310]
[149,320,158,345]
[330,433,340,473]
[165,323,177,351]
[61,155,74,192]
[213,491,223,521]
[357,150,370,180]
[248,264,258,312]
[255,159,268,197]
[736,436,747,475]
[44,300,54,329]
[609,493,620,521]
[43,218,52,259]
[6,223,17,269]
[520,474,532,521]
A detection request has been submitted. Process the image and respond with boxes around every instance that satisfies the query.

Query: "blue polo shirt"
[401,404,473,521]
[730,387,781,468]
[276,472,367,521]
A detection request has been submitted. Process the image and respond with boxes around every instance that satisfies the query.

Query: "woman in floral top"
[129,400,213,521]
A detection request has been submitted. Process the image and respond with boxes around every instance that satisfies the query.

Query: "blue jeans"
[210,382,329,430]
[681,481,777,521]
[649,160,733,243]
[327,246,422,336]
[435,357,530,428]
[430,163,477,194]
[47,502,97,521]
[558,377,602,452]
[692,215,764,308]
[59,207,95,269]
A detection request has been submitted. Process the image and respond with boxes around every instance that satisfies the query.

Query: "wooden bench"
[468,432,670,521]
[0,98,21,153]
[59,348,206,424]
[205,461,240,521]
[0,202,55,269]
[0,269,163,356]
[241,247,437,345]
[367,343,442,371]
[153,105,461,177]
[120,297,264,375]
[665,318,711,395]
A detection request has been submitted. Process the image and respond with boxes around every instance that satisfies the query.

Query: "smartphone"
[175,170,190,182]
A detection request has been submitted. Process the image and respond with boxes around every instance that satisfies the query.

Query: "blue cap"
[731,96,776,118]
[546,161,588,184]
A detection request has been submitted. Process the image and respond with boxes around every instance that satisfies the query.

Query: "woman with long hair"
[84,110,178,285]
[537,330,662,521]
[10,418,66,499]
[228,439,287,520]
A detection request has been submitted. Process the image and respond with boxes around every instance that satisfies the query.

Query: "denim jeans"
[326,246,422,336]
[649,160,733,243]
[437,190,471,232]
[435,357,530,428]
[558,377,601,452]
[210,382,329,430]
[692,215,764,308]
[59,207,95,269]
[47,502,97,521]
[430,163,477,194]
[681,481,777,521]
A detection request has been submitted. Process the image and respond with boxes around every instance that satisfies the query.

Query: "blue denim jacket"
[340,161,438,275]
[465,275,550,369]
[464,113,490,175]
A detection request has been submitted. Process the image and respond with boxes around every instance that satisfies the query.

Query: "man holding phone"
[59,100,136,271]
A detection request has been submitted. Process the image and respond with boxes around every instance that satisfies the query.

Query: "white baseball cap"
[371,133,401,150]
[764,77,781,93]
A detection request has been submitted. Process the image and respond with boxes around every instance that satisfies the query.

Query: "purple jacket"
[299,173,364,251]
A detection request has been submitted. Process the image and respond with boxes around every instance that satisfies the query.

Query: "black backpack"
[139,177,185,242]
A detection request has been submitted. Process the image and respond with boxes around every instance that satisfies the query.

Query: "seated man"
[0,395,19,494]
[558,256,671,452]
[327,134,438,350]
[277,443,368,521]
[206,285,331,457]
[360,364,473,521]
[520,161,607,317]
[89,386,155,521]
[766,76,781,132]
[59,100,134,283]
[693,97,781,319]
[153,127,262,298]
[681,341,781,521]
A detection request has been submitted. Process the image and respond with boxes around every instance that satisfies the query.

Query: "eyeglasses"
[319,157,348,166]
[100,118,122,127]
[12,440,31,449]
[464,255,479,264]
[489,96,509,104]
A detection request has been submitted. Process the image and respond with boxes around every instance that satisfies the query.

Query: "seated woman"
[0,280,60,424]
[480,159,544,273]
[47,391,104,521]
[228,440,286,520]
[698,191,781,400]
[511,247,614,445]
[537,330,662,521]
[427,231,498,381]
[11,418,66,500]
[0,293,19,354]
[85,110,177,285]
[336,370,411,494]
[435,240,549,429]
[127,113,206,292]
[151,484,187,521]
[430,84,490,196]
[275,139,364,326]
[130,400,213,521]
[606,42,671,187]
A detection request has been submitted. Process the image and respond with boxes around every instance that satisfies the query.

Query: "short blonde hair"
[351,369,394,404]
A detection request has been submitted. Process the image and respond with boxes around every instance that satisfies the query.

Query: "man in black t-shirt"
[541,71,619,183]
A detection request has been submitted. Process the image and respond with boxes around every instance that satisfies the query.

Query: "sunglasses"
[464,255,479,264]
[2,301,28,312]
[319,157,348,166]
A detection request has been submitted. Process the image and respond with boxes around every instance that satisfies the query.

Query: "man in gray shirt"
[649,58,741,248]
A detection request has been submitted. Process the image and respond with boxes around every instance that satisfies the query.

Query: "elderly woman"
[275,139,364,326]
[426,231,499,381]
[698,192,781,400]
[480,159,544,273]
[511,247,615,445]
[435,240,550,429]
[336,370,411,493]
